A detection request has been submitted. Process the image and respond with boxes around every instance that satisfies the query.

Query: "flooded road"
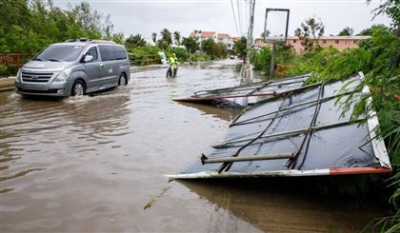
[0,60,384,232]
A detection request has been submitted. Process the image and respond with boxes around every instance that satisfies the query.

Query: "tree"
[173,31,181,45]
[112,32,124,44]
[201,38,215,56]
[182,37,199,53]
[368,0,400,71]
[369,0,400,37]
[338,27,354,36]
[159,28,172,49]
[125,34,146,49]
[233,36,247,59]
[260,30,270,38]
[295,17,325,51]
[357,24,392,35]
[151,32,157,43]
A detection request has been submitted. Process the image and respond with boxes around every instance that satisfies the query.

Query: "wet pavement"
[0,60,384,232]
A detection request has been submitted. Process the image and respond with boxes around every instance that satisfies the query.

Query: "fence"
[0,53,34,71]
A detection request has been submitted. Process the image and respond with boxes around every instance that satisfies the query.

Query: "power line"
[244,0,249,32]
[236,0,243,36]
[230,0,241,37]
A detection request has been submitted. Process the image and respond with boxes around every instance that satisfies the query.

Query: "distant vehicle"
[15,38,130,97]
[229,55,235,59]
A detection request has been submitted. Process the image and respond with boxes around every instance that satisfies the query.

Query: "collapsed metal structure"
[174,74,309,106]
[168,73,391,179]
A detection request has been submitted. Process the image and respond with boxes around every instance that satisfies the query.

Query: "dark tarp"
[168,73,391,179]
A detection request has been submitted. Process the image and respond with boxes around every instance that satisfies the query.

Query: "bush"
[129,46,161,66]
[188,52,211,62]
[166,47,189,61]
[0,65,9,76]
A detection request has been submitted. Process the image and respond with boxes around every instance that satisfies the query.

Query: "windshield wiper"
[46,59,61,62]
[33,58,42,61]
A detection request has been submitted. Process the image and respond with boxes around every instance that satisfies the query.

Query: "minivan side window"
[85,47,98,61]
[99,45,117,61]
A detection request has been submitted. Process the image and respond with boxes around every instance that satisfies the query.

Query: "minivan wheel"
[72,80,85,96]
[118,74,127,86]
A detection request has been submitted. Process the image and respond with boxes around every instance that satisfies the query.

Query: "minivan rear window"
[34,45,84,62]
[113,46,127,60]
[99,45,127,61]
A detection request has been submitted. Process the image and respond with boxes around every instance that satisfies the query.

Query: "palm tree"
[152,32,157,43]
[338,27,354,36]
[174,31,181,45]
[160,28,172,46]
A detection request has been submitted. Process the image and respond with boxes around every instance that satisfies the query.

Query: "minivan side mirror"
[84,54,94,63]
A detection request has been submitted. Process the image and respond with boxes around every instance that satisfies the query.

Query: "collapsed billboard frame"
[168,73,392,180]
[174,74,309,106]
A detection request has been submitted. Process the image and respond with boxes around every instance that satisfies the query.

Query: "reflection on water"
[0,60,385,232]
[179,178,383,233]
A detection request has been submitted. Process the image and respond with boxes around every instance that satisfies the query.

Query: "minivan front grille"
[22,72,53,83]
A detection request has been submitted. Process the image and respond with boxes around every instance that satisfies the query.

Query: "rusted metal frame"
[214,118,365,149]
[216,95,289,173]
[201,153,294,164]
[231,90,356,127]
[287,83,324,169]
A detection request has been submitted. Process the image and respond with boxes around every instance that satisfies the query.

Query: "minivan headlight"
[54,69,71,82]
[15,69,21,83]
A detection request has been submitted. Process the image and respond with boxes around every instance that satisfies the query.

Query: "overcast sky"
[52,0,393,40]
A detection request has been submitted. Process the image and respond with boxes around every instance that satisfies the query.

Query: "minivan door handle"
[98,63,104,68]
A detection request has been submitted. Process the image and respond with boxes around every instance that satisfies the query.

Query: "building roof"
[217,33,229,40]
[256,35,371,41]
[200,31,215,38]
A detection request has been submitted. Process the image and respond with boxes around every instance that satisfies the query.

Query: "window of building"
[353,40,358,44]
[335,40,339,44]
[293,39,297,44]
[322,40,327,44]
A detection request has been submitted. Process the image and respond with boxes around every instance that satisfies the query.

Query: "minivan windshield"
[34,45,85,62]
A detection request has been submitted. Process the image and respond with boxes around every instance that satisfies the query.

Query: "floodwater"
[0,60,384,232]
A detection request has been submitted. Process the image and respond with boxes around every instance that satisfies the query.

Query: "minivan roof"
[51,41,123,48]
[64,38,117,44]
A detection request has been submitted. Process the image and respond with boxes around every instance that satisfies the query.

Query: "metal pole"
[270,43,276,78]
[244,0,256,79]
[201,153,293,164]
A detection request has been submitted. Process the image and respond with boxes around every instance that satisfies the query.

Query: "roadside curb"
[130,64,166,73]
[0,77,15,92]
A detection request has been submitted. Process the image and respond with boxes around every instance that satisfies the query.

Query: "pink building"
[255,36,371,53]
[189,31,235,49]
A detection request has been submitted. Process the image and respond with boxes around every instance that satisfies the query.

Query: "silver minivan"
[15,39,130,97]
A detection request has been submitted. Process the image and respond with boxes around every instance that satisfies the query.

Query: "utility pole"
[244,0,256,79]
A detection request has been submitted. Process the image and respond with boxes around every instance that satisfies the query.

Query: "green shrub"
[188,52,211,62]
[129,46,161,66]
[0,65,8,76]
[166,47,189,61]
